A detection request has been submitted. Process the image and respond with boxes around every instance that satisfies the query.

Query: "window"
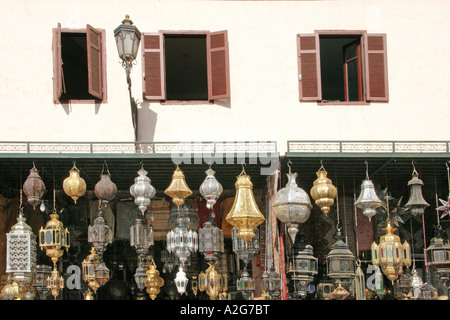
[142,30,230,102]
[297,31,388,103]
[53,23,107,103]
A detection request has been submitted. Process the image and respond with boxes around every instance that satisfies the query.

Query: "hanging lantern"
[169,201,199,231]
[326,228,356,288]
[421,278,438,300]
[288,232,318,299]
[145,260,164,300]
[405,168,430,216]
[95,261,110,288]
[134,262,147,291]
[47,268,64,299]
[261,265,281,300]
[33,264,52,300]
[166,215,198,266]
[6,206,37,289]
[426,225,450,279]
[88,209,113,257]
[84,291,94,300]
[82,248,101,294]
[161,248,177,273]
[354,260,366,300]
[273,164,312,243]
[310,165,337,216]
[371,220,411,284]
[355,179,382,222]
[198,262,222,300]
[175,265,189,295]
[94,169,117,205]
[1,276,19,300]
[237,266,255,300]
[191,276,198,297]
[130,216,153,257]
[39,212,70,268]
[331,283,350,300]
[226,170,265,244]
[165,165,193,208]
[396,269,412,299]
[200,167,223,209]
[199,217,224,262]
[22,165,46,209]
[410,268,423,299]
[63,163,86,204]
[232,227,260,266]
[317,280,335,300]
[130,167,156,215]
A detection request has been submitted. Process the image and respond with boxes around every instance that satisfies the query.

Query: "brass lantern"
[164,165,192,207]
[405,168,430,216]
[63,163,86,204]
[82,248,101,294]
[47,268,64,299]
[198,262,222,300]
[371,220,411,283]
[39,210,70,268]
[355,178,383,222]
[273,162,312,243]
[310,165,337,216]
[226,169,265,244]
[22,164,46,209]
[145,260,164,300]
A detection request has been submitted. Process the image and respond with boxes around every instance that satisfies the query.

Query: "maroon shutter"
[142,33,165,100]
[364,34,388,102]
[207,30,230,100]
[297,34,321,101]
[53,23,64,103]
[86,24,103,100]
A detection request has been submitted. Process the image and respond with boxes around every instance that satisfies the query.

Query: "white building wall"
[1,0,449,155]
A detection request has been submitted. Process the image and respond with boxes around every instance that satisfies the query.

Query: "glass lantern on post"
[287,231,318,299]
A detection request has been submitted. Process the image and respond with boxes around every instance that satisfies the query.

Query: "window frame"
[297,30,388,105]
[52,24,107,104]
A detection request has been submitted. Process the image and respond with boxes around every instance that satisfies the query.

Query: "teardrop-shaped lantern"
[225,170,265,244]
[165,165,192,207]
[63,164,86,204]
[22,165,46,209]
[310,165,337,215]
[273,165,312,243]
[94,170,117,204]
[175,265,189,295]
[130,167,156,215]
[199,167,223,209]
[355,179,382,221]
[145,260,164,300]
[405,168,430,216]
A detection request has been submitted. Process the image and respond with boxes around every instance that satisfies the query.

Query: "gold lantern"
[371,220,411,284]
[198,262,223,300]
[310,164,337,215]
[164,165,192,207]
[63,163,86,204]
[145,259,164,300]
[225,168,265,244]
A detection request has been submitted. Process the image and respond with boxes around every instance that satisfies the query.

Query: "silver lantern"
[88,211,113,257]
[130,216,154,257]
[199,167,223,209]
[199,218,224,262]
[273,165,312,244]
[232,227,260,267]
[167,215,198,267]
[130,167,156,215]
[405,168,430,216]
[355,179,382,221]
[175,265,189,295]
[6,209,37,288]
[237,266,255,300]
[168,202,199,231]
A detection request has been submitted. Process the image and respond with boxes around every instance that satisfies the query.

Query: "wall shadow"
[137,101,158,142]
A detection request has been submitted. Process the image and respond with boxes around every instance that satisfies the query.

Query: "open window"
[142,30,230,102]
[53,23,107,103]
[297,31,388,104]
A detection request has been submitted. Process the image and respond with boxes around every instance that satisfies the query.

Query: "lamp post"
[114,15,141,141]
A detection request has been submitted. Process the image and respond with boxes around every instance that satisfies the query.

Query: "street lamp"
[114,15,141,141]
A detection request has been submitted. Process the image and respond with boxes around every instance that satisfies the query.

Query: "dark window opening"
[60,32,93,100]
[320,35,362,102]
[164,34,208,101]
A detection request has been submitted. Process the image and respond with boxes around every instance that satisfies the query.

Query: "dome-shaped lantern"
[94,166,117,205]
[310,164,337,216]
[22,164,46,209]
[405,167,430,216]
[63,163,86,204]
[165,165,193,208]
[354,166,383,221]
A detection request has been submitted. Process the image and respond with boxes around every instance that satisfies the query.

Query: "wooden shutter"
[297,34,321,101]
[364,34,388,102]
[86,24,103,100]
[207,30,230,100]
[142,33,165,100]
[53,23,64,103]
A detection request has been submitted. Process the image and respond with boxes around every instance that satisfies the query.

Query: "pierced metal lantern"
[426,225,450,278]
[130,167,156,215]
[63,164,86,204]
[23,165,46,209]
[326,229,356,288]
[405,169,430,216]
[355,178,383,221]
[33,264,52,300]
[237,266,255,300]
[175,265,189,295]
[145,260,164,300]
[273,168,312,244]
[165,166,193,208]
[114,15,141,66]
[94,171,117,205]
[310,166,337,216]
[232,227,260,266]
[199,167,223,209]
[6,209,37,288]
[288,234,318,299]
[199,217,224,262]
[167,215,198,266]
[130,216,153,257]
[371,220,411,284]
[88,209,113,257]
[261,265,281,300]
[226,170,265,244]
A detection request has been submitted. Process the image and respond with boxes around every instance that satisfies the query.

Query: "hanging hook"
[287,159,292,174]
[240,161,246,175]
[104,161,110,174]
[365,160,369,180]
[411,160,418,175]
[319,159,325,171]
